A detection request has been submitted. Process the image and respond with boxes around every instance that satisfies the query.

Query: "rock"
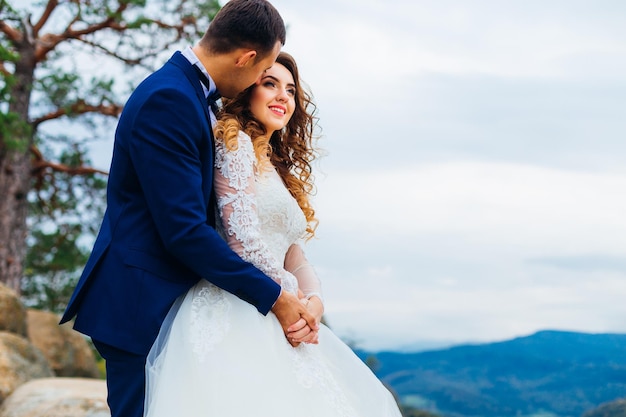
[0,331,54,404]
[0,377,109,417]
[26,309,100,378]
[0,285,26,337]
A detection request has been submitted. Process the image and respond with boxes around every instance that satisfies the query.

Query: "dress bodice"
[255,168,308,263]
[213,130,308,295]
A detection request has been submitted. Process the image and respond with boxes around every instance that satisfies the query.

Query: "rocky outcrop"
[26,309,100,378]
[0,331,54,403]
[0,377,109,417]
[0,286,26,337]
[0,282,106,415]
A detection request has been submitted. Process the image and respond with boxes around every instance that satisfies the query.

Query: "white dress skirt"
[143,131,403,417]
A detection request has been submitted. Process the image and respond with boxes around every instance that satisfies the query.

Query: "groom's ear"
[235,50,257,67]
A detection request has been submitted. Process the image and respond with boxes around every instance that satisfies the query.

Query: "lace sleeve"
[285,243,323,302]
[214,131,298,295]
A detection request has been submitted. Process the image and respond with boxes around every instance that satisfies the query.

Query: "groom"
[60,1,317,417]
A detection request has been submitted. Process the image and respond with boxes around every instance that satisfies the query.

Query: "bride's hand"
[301,295,323,323]
[294,295,323,344]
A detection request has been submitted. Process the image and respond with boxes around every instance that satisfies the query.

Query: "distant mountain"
[359,330,626,417]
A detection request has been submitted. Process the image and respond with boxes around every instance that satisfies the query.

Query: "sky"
[83,0,626,351]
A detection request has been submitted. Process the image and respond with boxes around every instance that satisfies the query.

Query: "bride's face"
[249,63,296,135]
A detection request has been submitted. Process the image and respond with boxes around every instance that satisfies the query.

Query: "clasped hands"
[271,289,324,347]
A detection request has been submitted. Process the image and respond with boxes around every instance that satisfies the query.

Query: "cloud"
[319,259,626,350]
[313,161,626,248]
[269,0,626,177]
[306,161,626,348]
[527,255,626,272]
[275,0,626,81]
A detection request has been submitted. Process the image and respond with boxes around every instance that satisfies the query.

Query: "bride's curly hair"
[214,52,320,238]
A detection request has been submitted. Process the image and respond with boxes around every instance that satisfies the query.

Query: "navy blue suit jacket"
[60,52,281,355]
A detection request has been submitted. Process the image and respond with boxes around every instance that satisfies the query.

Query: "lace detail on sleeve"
[214,131,298,295]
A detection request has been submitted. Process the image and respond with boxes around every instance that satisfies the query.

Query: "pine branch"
[34,2,129,62]
[31,0,58,36]
[30,145,108,177]
[31,99,123,127]
[76,38,142,65]
[0,19,22,43]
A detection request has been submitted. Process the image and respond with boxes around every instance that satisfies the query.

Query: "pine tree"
[0,0,219,310]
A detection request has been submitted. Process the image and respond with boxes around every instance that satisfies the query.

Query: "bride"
[144,52,402,417]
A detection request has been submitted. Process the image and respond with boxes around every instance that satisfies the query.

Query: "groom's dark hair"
[201,0,286,58]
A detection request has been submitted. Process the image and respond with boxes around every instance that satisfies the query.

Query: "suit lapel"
[169,51,212,123]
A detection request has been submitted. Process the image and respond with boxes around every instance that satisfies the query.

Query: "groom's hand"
[271,290,318,347]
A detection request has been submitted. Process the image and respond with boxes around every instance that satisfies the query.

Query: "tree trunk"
[0,150,31,294]
[0,32,35,295]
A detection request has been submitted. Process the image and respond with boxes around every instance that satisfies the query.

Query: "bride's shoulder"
[235,130,253,147]
[215,129,253,154]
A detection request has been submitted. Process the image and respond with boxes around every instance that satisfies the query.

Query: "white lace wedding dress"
[144,131,402,417]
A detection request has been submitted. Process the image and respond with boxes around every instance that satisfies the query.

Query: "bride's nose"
[276,88,289,102]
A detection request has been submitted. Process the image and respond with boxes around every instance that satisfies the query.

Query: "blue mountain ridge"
[356,330,626,417]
